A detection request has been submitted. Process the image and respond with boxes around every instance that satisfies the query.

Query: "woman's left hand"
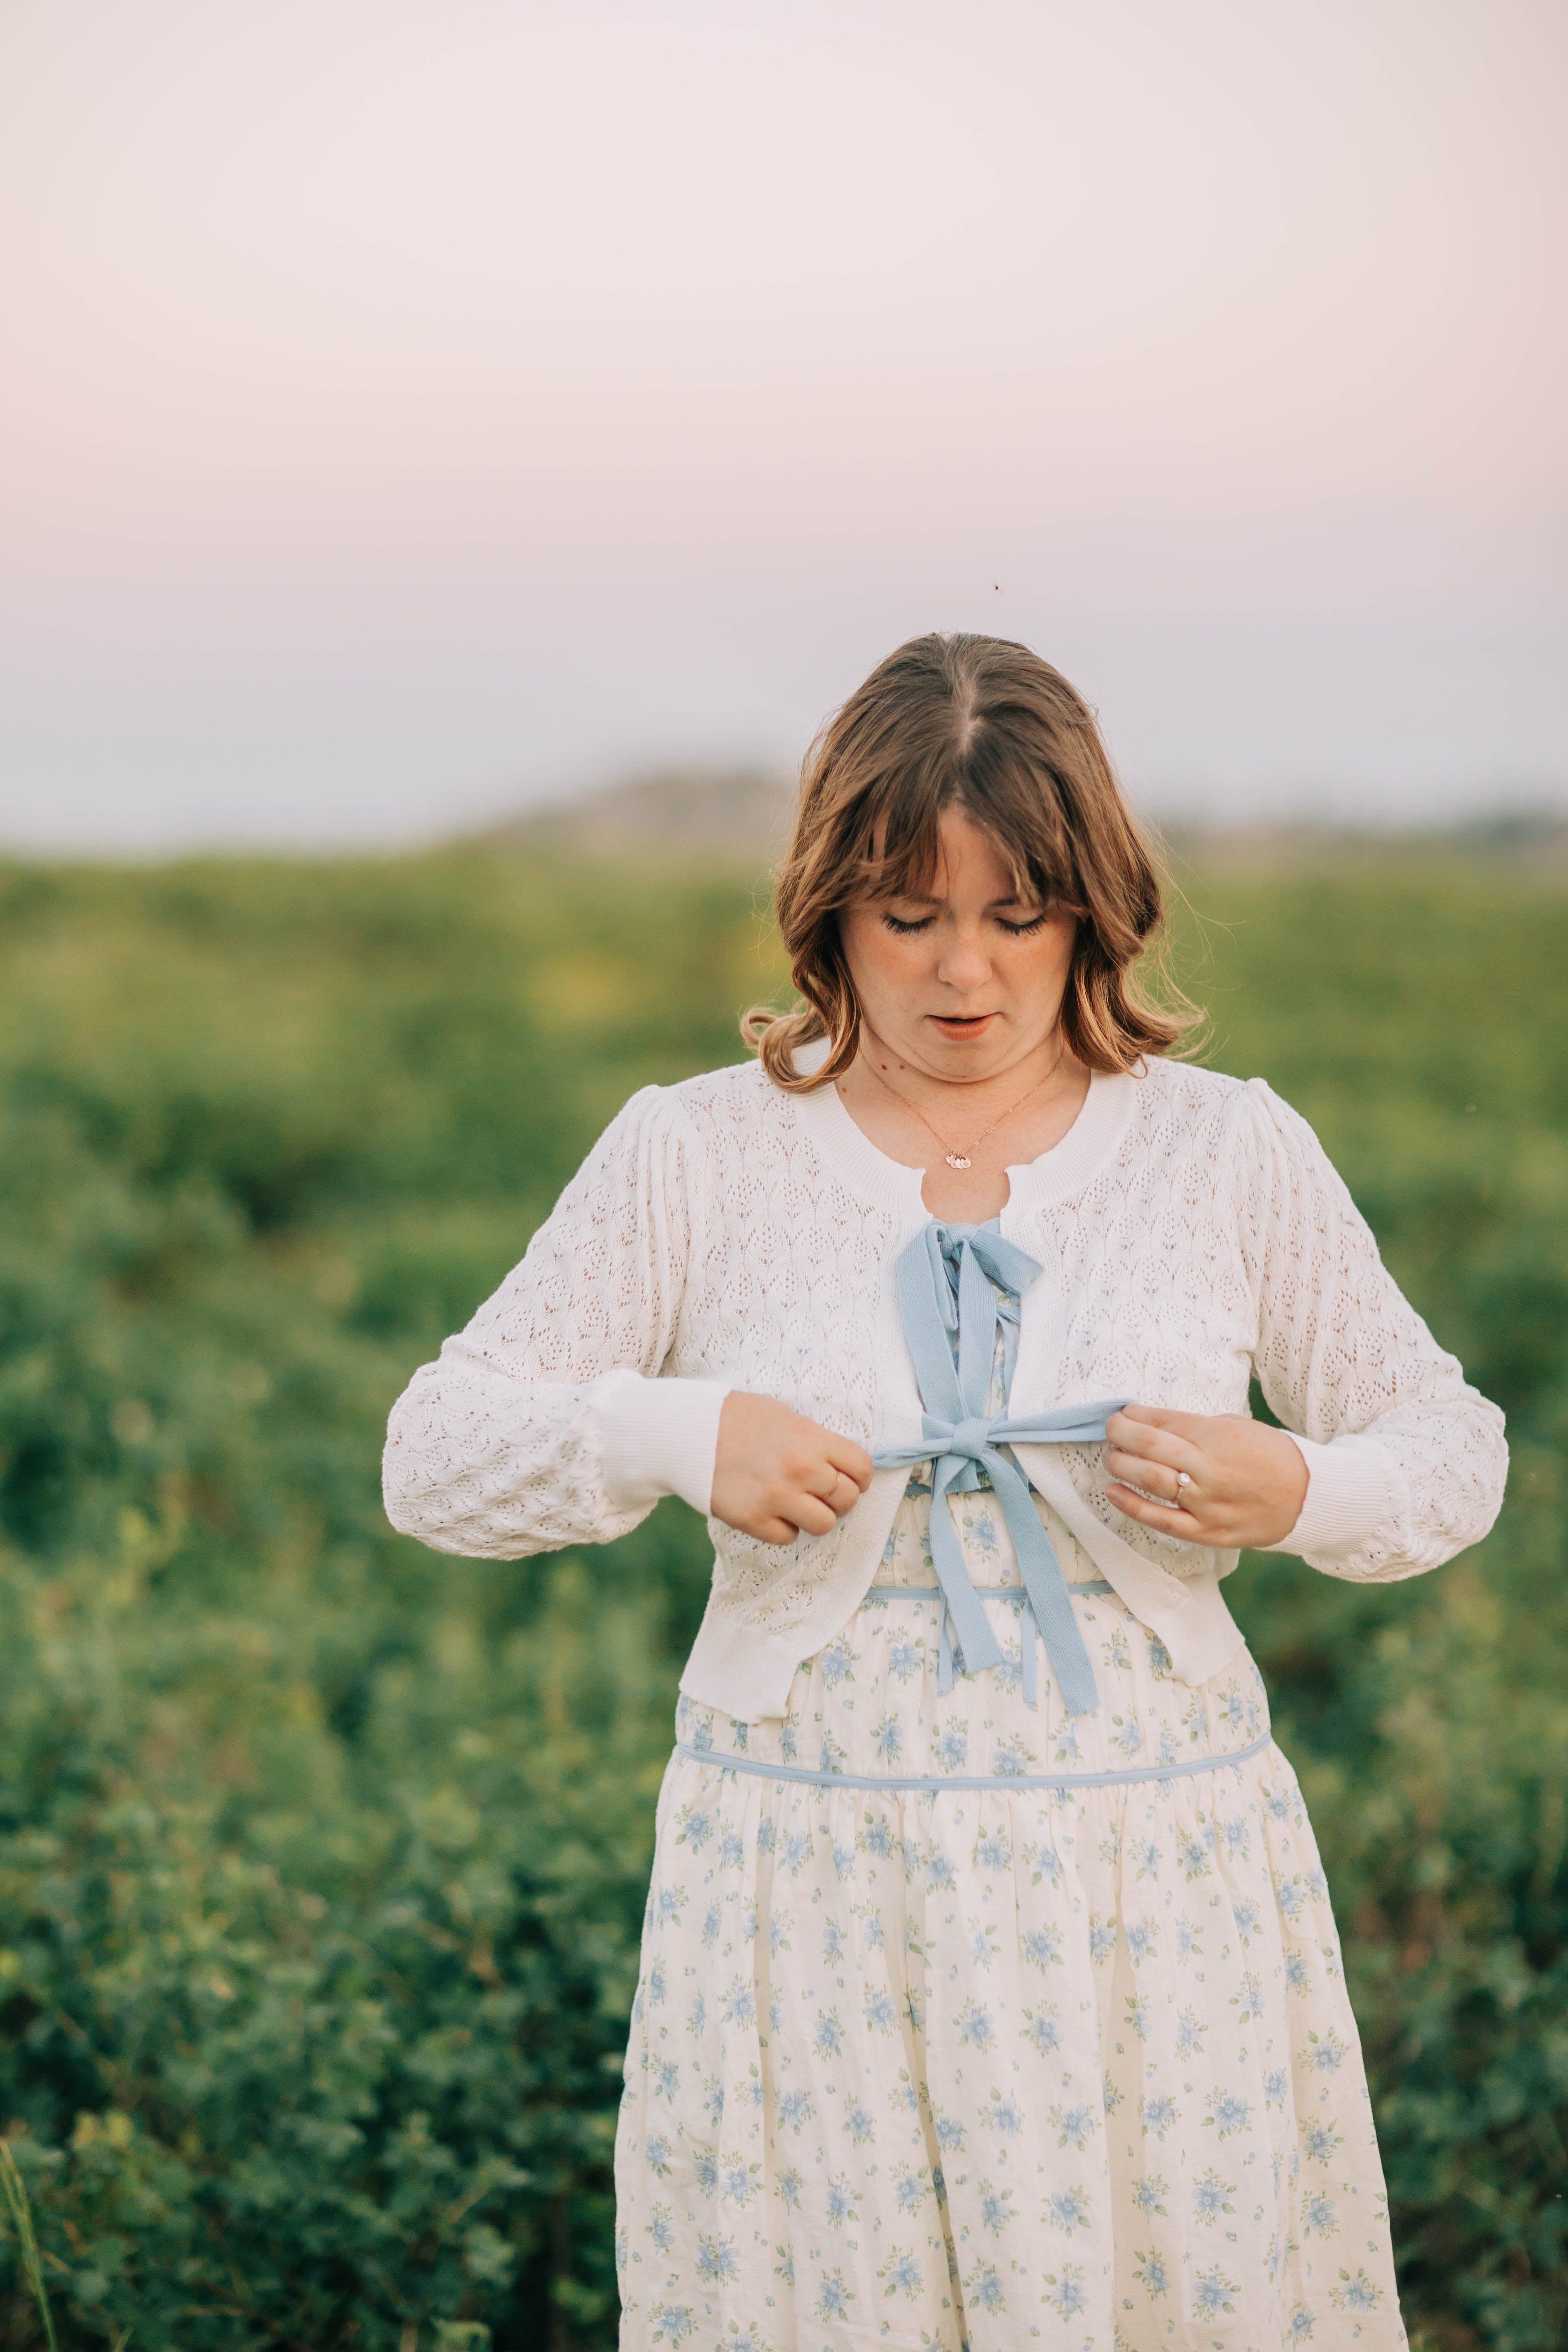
[1102,1404,1309,1551]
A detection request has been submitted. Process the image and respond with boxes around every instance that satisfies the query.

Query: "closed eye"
[879,906,1050,937]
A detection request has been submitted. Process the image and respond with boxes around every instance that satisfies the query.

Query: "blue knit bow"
[873,1223,1129,1716]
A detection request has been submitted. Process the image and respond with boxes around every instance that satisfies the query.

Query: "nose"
[934,926,992,994]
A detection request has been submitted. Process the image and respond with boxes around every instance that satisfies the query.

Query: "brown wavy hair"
[744,632,1198,1091]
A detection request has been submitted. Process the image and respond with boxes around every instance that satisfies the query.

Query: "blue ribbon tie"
[872,1223,1129,1717]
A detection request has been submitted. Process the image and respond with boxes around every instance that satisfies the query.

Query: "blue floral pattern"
[616,1279,1406,2347]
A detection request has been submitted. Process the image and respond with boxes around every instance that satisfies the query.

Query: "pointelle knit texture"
[382,1050,1507,1721]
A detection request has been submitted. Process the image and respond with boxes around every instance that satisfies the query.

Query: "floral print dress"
[615,1248,1406,2352]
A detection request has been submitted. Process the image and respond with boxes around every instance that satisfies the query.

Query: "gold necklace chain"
[859,1039,1066,1171]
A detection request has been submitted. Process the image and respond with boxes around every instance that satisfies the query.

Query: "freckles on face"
[836,807,1077,1069]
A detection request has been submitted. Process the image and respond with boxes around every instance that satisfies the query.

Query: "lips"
[930,1013,996,1038]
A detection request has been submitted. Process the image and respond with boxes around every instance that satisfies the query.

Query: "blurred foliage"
[0,845,1561,2350]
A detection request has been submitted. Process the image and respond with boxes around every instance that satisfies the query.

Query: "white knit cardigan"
[382,1047,1507,1721]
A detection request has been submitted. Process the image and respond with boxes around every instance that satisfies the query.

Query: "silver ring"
[1175,1470,1191,1490]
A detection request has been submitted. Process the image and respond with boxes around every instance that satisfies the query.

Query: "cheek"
[995,921,1075,1008]
[839,911,910,999]
[1025,916,1077,984]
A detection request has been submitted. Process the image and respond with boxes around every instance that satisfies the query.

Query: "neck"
[833,1023,1091,1221]
[854,1023,1069,1106]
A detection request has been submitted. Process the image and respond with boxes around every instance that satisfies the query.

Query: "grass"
[0,841,1560,2349]
[0,2139,61,2352]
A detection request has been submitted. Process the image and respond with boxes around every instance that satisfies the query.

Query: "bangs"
[843,753,1078,912]
[745,631,1199,1092]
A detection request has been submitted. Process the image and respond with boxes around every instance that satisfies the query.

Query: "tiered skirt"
[616,1498,1405,2351]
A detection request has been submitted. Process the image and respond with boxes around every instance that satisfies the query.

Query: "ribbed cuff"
[600,1373,731,1519]
[1263,1433,1400,1562]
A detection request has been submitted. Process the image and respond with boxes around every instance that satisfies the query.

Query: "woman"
[384,635,1506,2351]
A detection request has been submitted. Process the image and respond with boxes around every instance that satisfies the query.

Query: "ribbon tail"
[989,1395,1133,1448]
[928,1460,1004,1684]
[873,1442,943,1473]
[986,1450,1099,1715]
[955,1237,997,1407]
[897,1239,966,1425]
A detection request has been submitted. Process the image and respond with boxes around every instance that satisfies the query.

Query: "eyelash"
[880,911,1049,937]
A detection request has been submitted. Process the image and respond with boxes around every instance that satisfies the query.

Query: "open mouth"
[929,1012,995,1037]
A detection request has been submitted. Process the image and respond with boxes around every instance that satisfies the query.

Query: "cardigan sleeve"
[382,1085,729,1559]
[1234,1078,1507,1581]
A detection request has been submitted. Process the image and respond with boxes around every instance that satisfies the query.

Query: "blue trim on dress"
[867,1580,1115,1600]
[673,1724,1273,1795]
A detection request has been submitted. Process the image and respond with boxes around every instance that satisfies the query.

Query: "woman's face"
[838,805,1077,1083]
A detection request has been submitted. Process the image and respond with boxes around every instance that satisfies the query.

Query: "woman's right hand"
[710,1392,875,1545]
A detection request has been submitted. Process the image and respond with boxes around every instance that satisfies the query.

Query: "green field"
[0,846,1562,2351]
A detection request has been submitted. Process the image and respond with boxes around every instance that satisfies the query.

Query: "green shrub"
[0,847,1559,2348]
[0,1533,676,2347]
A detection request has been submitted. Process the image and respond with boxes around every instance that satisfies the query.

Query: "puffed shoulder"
[1125,1054,1252,1126]
[663,1054,781,1119]
[1224,1072,1348,1177]
[1140,1054,1250,1104]
[568,1058,784,1200]
[599,1056,773,1133]
[589,1060,757,1138]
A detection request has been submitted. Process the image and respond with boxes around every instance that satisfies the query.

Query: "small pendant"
[945,1152,971,1170]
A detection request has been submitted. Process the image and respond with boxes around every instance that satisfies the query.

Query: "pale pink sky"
[2,0,1564,848]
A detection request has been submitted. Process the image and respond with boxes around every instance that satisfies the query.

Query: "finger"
[801,1464,864,1512]
[1104,1438,1199,1487]
[1103,1449,1188,1504]
[824,1435,875,1491]
[1104,1415,1201,1472]
[804,1470,859,1514]
[752,1515,804,1545]
[788,1491,839,1538]
[1115,1402,1207,1441]
[1104,1480,1204,1540]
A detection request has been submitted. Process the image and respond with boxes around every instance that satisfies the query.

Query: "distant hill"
[478,769,1568,873]
[1156,808,1568,873]
[484,768,795,860]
